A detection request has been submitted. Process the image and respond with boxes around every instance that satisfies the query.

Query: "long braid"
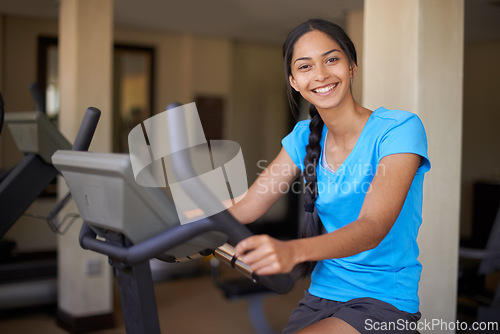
[293,104,324,279]
[303,105,323,209]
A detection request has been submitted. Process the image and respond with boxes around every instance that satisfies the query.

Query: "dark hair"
[282,19,357,278]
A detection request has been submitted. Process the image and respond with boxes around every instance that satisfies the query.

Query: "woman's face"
[289,30,356,112]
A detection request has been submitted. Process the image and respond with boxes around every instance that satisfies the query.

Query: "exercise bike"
[52,103,294,334]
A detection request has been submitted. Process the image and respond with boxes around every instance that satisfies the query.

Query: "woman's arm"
[228,147,301,224]
[235,153,422,275]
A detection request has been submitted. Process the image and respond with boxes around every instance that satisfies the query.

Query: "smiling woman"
[227,19,431,334]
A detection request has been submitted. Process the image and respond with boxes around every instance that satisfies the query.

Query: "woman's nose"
[314,65,329,81]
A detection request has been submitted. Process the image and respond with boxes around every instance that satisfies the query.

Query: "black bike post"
[106,232,161,334]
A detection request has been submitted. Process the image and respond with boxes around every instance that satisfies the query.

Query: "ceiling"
[0,0,499,44]
[0,0,363,45]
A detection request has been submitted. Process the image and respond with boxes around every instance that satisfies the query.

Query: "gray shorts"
[282,290,421,334]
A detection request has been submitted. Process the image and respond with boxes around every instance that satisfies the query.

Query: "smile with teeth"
[313,83,338,94]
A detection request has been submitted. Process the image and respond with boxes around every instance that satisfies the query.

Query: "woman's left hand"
[235,235,299,276]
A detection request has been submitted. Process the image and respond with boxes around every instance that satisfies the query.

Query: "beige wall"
[2,17,58,110]
[228,42,287,180]
[229,42,288,220]
[460,40,500,238]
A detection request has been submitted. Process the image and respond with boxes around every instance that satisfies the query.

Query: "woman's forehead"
[293,30,342,59]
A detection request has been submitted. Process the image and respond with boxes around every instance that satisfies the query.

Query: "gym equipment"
[459,202,500,324]
[0,110,71,239]
[0,107,101,309]
[52,105,294,334]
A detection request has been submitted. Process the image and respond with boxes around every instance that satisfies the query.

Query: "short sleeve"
[378,113,431,174]
[281,120,311,171]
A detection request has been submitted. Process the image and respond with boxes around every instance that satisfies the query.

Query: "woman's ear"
[350,63,358,78]
[289,75,299,92]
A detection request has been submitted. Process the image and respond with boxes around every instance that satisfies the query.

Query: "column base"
[56,308,115,333]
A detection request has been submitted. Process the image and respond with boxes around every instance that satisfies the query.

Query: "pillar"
[57,0,114,331]
[346,9,364,103]
[363,0,464,332]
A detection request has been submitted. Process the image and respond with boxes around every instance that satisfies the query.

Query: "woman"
[230,19,430,333]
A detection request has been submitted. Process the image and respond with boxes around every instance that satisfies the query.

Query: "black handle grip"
[213,211,294,294]
[72,107,101,151]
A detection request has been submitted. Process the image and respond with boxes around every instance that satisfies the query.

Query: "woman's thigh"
[296,317,360,334]
[282,291,420,334]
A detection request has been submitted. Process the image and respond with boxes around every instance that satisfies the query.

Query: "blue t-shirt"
[281,107,430,314]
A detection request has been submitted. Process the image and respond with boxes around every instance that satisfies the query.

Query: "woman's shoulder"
[282,119,313,168]
[287,119,312,139]
[282,119,312,150]
[371,107,430,173]
[292,118,312,130]
[372,107,422,124]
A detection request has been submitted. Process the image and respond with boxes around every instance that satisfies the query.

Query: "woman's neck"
[317,98,371,148]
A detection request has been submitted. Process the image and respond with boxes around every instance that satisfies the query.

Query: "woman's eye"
[298,64,311,70]
[326,57,338,64]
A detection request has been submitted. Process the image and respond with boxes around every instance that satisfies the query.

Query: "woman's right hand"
[235,234,300,275]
